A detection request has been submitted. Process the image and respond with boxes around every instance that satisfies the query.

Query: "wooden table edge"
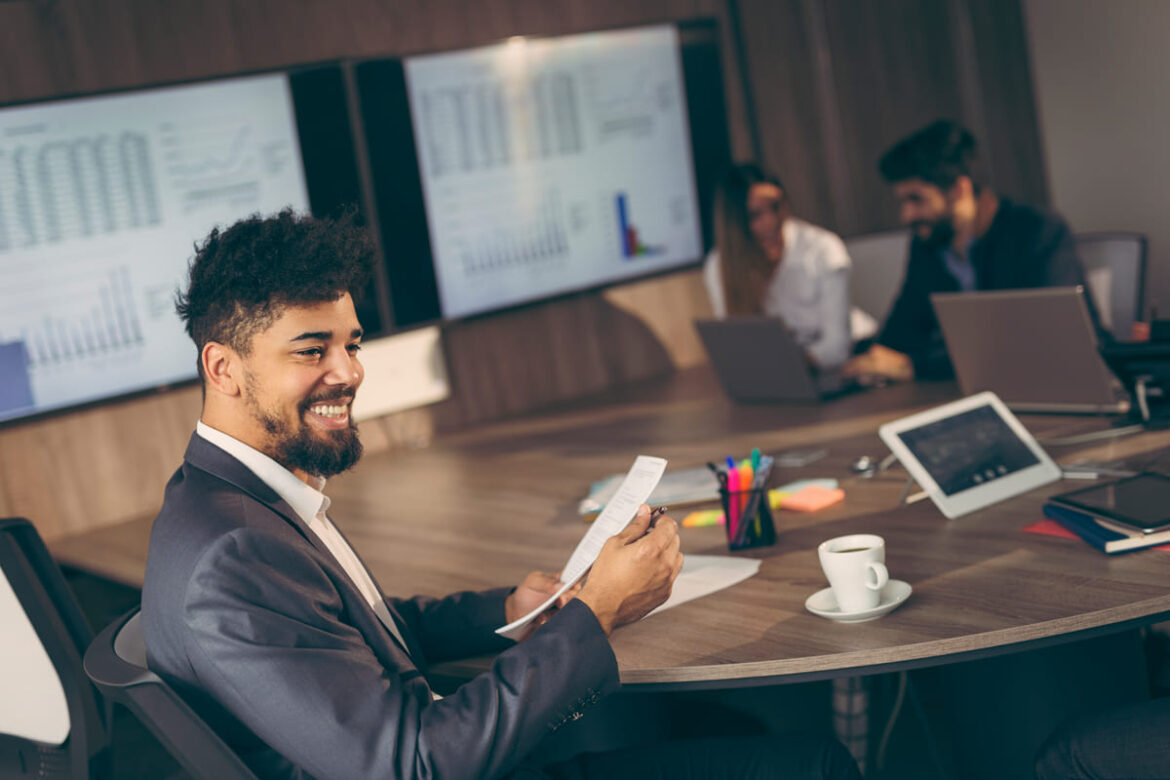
[428,596,1170,692]
[616,597,1170,690]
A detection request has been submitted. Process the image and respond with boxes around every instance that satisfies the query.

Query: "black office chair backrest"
[1076,231,1148,341]
[84,607,258,780]
[0,517,110,779]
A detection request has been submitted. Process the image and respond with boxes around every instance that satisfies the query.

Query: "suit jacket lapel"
[183,434,323,551]
[182,433,422,661]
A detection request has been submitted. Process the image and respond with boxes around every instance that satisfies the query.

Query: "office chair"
[0,517,110,779]
[84,607,258,780]
[844,228,911,327]
[1076,231,1148,342]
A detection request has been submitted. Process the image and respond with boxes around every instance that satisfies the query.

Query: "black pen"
[648,505,668,528]
[707,461,729,489]
[630,506,668,544]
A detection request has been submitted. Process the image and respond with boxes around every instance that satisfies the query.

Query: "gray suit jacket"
[142,434,619,779]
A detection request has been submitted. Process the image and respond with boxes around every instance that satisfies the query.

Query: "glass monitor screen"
[400,24,704,319]
[896,404,1041,496]
[0,73,311,424]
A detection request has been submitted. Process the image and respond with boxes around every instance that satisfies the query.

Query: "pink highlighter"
[738,459,754,525]
[726,465,741,542]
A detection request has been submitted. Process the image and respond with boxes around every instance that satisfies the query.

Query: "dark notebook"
[1042,503,1170,554]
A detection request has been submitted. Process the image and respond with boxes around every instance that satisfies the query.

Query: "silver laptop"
[695,317,850,402]
[932,287,1130,414]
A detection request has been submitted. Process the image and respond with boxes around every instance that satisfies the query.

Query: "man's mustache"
[299,389,356,412]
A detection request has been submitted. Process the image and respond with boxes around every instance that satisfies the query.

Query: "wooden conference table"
[53,366,1170,690]
[330,367,1170,690]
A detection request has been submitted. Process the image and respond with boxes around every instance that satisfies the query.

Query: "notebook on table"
[695,317,857,403]
[932,287,1130,414]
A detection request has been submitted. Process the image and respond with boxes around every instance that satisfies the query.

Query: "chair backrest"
[1075,232,1148,341]
[0,517,109,779]
[84,607,258,780]
[844,229,912,328]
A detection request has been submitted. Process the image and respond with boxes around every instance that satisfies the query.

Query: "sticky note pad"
[682,509,725,527]
[780,485,844,512]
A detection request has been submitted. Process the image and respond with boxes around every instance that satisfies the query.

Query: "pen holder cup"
[720,485,777,551]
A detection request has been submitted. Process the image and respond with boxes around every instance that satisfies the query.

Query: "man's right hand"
[576,505,683,636]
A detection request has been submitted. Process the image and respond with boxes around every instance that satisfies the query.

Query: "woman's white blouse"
[703,217,854,368]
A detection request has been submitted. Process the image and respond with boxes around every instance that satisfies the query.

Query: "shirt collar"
[195,420,329,525]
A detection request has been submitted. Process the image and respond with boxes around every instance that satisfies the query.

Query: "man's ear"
[202,342,242,397]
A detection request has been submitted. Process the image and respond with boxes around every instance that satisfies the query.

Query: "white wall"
[1025,0,1170,317]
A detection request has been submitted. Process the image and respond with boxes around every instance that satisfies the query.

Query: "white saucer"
[805,580,912,623]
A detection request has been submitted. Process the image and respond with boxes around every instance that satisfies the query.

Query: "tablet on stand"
[878,391,1061,519]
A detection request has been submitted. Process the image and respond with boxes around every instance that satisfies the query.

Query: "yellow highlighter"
[682,509,725,527]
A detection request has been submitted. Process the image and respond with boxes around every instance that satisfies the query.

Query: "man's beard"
[247,384,363,478]
[912,213,956,251]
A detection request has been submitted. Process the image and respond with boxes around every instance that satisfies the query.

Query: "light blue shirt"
[942,241,977,291]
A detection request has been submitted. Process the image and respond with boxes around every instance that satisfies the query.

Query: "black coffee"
[834,546,872,553]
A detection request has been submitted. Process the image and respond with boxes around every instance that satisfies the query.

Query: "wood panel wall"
[0,0,1045,541]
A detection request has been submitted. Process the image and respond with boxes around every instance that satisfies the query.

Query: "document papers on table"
[647,555,760,617]
[496,455,667,640]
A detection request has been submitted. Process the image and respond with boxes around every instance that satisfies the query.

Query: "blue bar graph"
[616,192,631,258]
[0,341,34,417]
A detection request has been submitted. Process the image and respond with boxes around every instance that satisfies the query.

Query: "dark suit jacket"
[877,198,1087,379]
[142,434,619,780]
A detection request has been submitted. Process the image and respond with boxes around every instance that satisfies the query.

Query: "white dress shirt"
[703,217,857,368]
[195,421,409,654]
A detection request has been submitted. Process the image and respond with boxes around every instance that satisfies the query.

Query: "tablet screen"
[896,404,1041,496]
[1053,473,1170,530]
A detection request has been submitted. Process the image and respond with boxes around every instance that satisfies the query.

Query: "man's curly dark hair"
[879,119,980,191]
[175,208,374,380]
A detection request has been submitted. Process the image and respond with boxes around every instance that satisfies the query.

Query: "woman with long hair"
[704,164,860,368]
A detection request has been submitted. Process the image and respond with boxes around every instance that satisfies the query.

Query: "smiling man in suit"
[141,209,859,780]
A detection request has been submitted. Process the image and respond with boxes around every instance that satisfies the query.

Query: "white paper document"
[646,555,761,617]
[496,455,667,640]
[578,465,721,515]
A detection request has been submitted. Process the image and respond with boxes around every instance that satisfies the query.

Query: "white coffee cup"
[817,534,889,612]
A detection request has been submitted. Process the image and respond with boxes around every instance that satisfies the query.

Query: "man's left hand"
[505,571,579,626]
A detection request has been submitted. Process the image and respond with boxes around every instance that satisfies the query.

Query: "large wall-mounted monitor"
[0,67,371,425]
[358,20,731,327]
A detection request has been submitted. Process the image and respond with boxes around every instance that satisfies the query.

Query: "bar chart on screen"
[8,266,144,367]
[450,186,570,277]
[0,245,189,420]
[404,24,702,318]
[614,191,666,259]
[414,69,584,177]
[0,73,311,422]
[0,131,162,252]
